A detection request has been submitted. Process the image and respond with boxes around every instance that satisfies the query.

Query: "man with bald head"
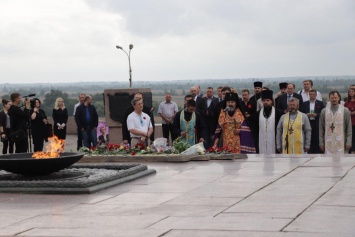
[190,86,207,121]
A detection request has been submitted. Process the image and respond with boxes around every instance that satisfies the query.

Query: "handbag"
[9,129,27,142]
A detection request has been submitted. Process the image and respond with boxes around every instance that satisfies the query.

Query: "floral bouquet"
[206,146,237,154]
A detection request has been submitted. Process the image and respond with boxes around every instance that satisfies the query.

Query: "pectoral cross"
[289,127,294,134]
[330,123,335,133]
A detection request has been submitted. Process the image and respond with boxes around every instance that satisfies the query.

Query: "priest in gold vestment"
[213,92,256,153]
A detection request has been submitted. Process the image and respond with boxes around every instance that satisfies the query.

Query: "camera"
[23,94,36,101]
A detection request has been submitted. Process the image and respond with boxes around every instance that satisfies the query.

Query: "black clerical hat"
[261,90,273,100]
[254,81,263,88]
[279,82,288,89]
[225,92,239,102]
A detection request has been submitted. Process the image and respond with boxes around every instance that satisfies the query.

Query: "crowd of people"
[150,80,354,155]
[0,93,100,154]
[0,80,354,155]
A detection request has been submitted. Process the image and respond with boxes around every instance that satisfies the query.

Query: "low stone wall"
[78,153,247,163]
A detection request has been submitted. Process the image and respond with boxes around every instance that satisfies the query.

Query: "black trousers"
[32,134,44,152]
[15,137,28,153]
[77,127,83,151]
[308,120,321,154]
[350,125,355,153]
[2,128,14,154]
[162,124,177,144]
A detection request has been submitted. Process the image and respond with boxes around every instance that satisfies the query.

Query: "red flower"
[143,117,146,120]
[247,104,252,109]
[131,151,136,155]
[134,143,146,150]
[207,147,216,153]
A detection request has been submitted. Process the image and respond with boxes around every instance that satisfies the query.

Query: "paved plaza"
[0,137,354,236]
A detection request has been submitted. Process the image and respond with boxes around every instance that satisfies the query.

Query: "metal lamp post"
[116,44,134,88]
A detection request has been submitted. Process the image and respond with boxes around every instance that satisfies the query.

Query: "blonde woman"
[52,97,68,140]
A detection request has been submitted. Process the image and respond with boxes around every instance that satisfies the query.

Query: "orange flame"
[32,136,65,159]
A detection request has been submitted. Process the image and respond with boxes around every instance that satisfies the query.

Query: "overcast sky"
[0,0,354,85]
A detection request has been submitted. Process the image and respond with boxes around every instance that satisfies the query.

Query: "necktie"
[287,95,291,101]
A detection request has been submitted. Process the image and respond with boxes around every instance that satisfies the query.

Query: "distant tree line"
[1,77,355,118]
[2,76,354,95]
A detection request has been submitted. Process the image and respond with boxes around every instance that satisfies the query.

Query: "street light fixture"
[116,44,134,88]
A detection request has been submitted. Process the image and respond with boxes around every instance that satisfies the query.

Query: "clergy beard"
[289,109,297,114]
[263,106,272,117]
[184,108,192,114]
[227,106,236,111]
[264,105,272,110]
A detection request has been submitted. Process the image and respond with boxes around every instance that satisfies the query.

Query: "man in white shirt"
[127,97,153,147]
[158,93,178,144]
[73,93,85,151]
[298,79,322,102]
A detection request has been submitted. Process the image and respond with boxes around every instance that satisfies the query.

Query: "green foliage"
[93,101,104,117]
[41,89,70,116]
[36,90,105,117]
[39,89,46,96]
[92,93,104,102]
[170,89,177,95]
[65,99,79,116]
[171,136,190,154]
[1,94,10,101]
[43,89,69,107]
[92,93,105,117]
[152,100,160,116]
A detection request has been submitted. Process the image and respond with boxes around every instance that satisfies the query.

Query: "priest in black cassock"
[253,90,284,154]
[275,82,288,108]
[249,82,263,103]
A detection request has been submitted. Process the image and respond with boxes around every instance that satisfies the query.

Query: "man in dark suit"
[8,93,31,153]
[275,82,288,108]
[240,89,256,120]
[301,89,324,153]
[190,86,207,118]
[204,87,216,148]
[239,89,257,134]
[75,96,99,148]
[216,86,223,102]
[277,83,303,113]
